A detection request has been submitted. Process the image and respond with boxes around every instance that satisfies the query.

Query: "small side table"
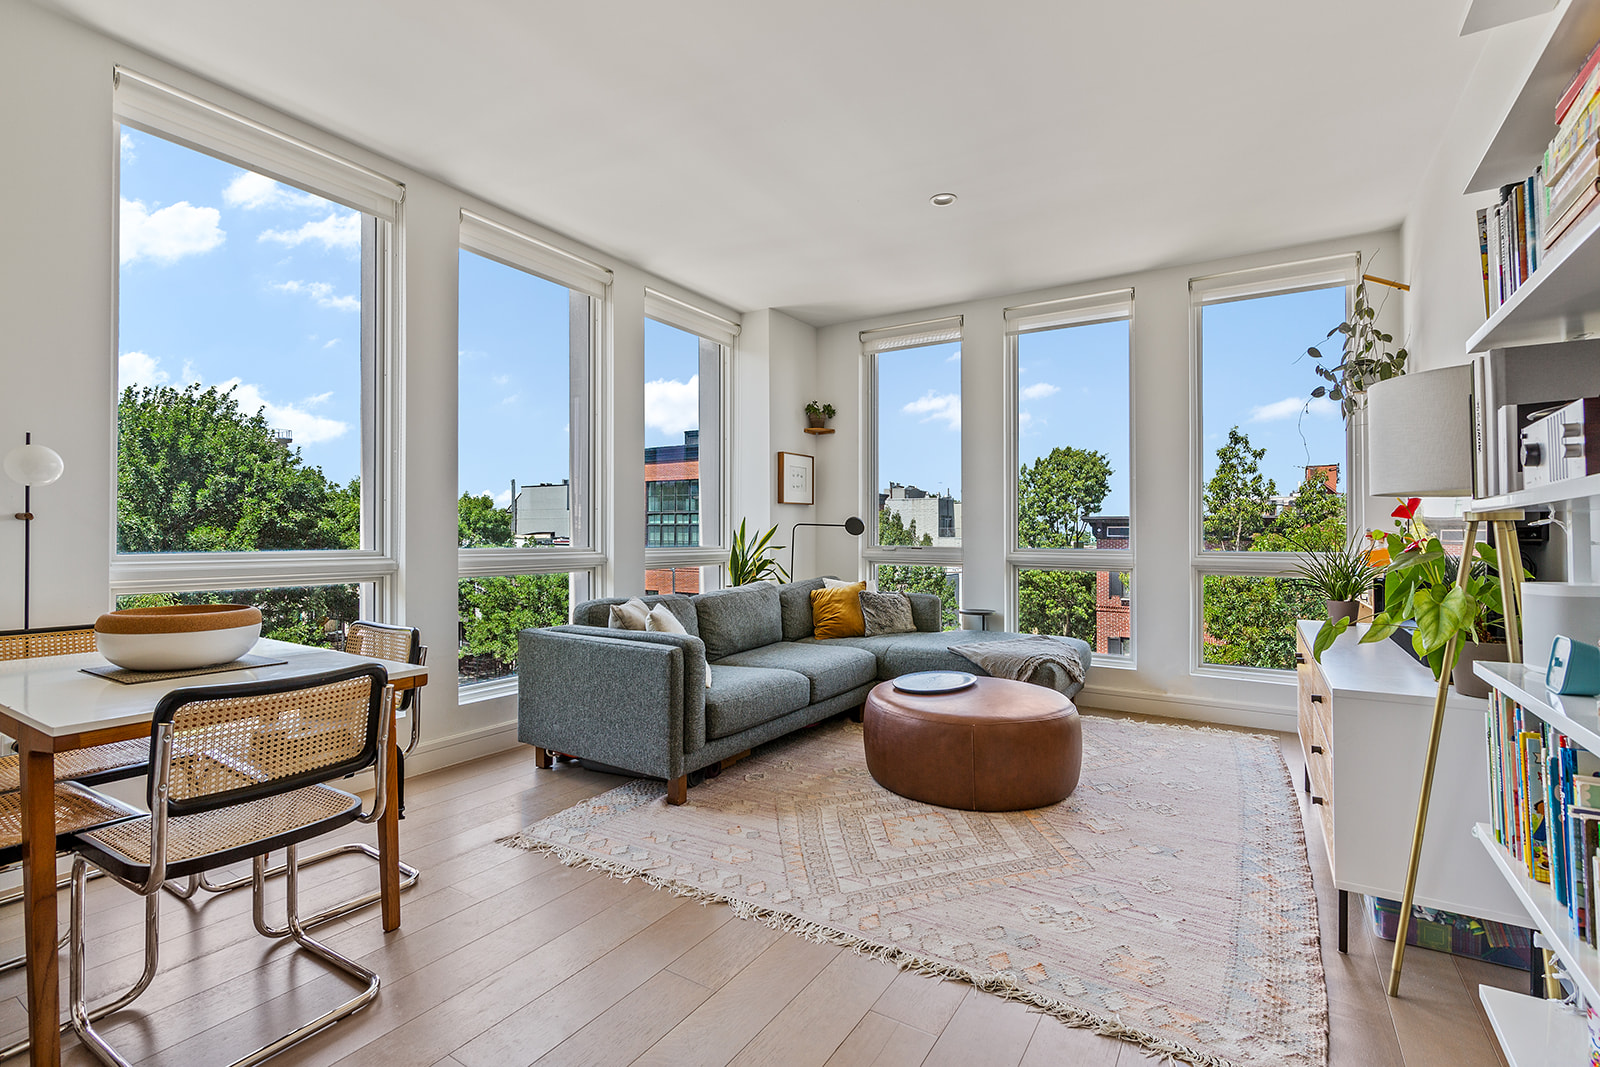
[957,608,994,631]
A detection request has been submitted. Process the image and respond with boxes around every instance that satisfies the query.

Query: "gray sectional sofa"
[517,577,1092,803]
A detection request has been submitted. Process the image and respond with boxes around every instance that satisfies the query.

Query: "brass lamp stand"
[1386,508,1525,996]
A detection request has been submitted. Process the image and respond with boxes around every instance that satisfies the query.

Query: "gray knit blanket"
[953,636,1086,695]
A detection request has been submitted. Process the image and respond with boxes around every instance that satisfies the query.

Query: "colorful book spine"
[1477,208,1492,317]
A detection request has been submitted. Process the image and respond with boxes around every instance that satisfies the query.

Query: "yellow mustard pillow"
[810,582,867,640]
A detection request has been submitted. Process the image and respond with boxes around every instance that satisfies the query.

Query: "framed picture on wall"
[778,451,814,505]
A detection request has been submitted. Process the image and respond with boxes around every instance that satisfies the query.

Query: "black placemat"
[81,653,289,685]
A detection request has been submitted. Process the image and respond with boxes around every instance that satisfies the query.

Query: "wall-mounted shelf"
[1474,661,1600,751]
[1476,821,1600,1005]
[1467,200,1600,352]
[1478,986,1587,1067]
[1472,470,1600,510]
[802,427,835,435]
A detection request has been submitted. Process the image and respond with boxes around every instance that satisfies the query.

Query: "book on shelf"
[1556,37,1600,126]
[1477,208,1491,318]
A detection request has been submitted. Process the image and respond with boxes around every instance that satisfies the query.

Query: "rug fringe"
[501,833,1248,1067]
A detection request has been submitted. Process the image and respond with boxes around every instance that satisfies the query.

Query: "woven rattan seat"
[0,739,149,793]
[0,626,96,661]
[0,784,141,865]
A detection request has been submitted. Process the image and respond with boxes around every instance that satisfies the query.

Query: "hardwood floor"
[0,708,1525,1066]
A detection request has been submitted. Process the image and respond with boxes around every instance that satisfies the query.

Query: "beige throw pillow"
[607,597,650,631]
[823,575,877,593]
[860,591,916,636]
[646,603,712,689]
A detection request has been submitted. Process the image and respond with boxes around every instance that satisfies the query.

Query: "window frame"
[108,69,404,623]
[1188,254,1358,678]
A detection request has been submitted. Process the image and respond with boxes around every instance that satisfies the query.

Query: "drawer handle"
[1310,745,1323,754]
[1295,653,1306,664]
[1311,795,1325,805]
[1311,694,1324,704]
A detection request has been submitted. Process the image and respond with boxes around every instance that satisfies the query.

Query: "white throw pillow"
[823,576,878,593]
[607,597,650,631]
[646,603,712,689]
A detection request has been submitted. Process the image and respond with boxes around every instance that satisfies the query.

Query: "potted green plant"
[1290,533,1378,626]
[1313,499,1522,697]
[728,519,790,585]
[804,401,836,429]
[1308,278,1408,420]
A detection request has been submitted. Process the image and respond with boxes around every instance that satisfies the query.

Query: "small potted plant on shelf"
[1307,277,1409,420]
[1290,533,1378,626]
[804,401,836,429]
[727,519,790,585]
[1313,498,1523,698]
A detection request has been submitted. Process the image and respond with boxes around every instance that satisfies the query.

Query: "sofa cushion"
[695,583,783,660]
[715,642,878,703]
[574,594,698,637]
[905,593,943,633]
[798,635,915,680]
[776,577,826,641]
[703,664,811,740]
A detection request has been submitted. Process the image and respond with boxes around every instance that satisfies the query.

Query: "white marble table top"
[0,637,429,739]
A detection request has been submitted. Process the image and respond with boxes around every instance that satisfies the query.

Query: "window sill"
[458,676,517,703]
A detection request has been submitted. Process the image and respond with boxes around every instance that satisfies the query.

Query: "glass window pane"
[1016,321,1129,549]
[115,584,366,648]
[645,320,720,549]
[458,249,589,549]
[873,564,960,630]
[116,126,368,554]
[1017,568,1132,657]
[1200,574,1321,670]
[1199,288,1349,553]
[458,573,575,686]
[876,342,961,547]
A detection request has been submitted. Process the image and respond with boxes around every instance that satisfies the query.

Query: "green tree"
[1203,427,1276,551]
[876,507,957,628]
[1017,570,1097,638]
[1017,446,1112,548]
[1255,477,1348,552]
[1201,574,1323,669]
[458,491,515,547]
[117,383,358,553]
[457,573,570,677]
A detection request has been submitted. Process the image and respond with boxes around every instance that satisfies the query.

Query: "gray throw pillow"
[860,591,916,636]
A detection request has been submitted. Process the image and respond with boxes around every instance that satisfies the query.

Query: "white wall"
[815,231,1401,731]
[0,0,752,773]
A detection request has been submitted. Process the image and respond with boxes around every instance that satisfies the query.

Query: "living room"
[1,0,1595,1064]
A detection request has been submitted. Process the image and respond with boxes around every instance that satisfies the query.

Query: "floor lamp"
[788,517,866,579]
[1365,368,1525,997]
[3,432,66,631]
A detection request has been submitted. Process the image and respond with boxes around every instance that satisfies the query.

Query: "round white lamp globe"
[3,444,65,487]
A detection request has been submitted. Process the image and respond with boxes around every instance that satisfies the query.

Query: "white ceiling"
[38,0,1486,326]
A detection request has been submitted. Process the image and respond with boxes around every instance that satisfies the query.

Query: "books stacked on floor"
[1478,34,1600,316]
[1490,691,1600,943]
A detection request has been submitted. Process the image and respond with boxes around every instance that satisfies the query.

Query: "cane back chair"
[67,664,394,1067]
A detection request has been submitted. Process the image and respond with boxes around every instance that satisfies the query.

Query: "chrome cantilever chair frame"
[67,667,393,1067]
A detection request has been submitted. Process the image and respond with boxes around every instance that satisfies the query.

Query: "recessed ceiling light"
[930,192,957,207]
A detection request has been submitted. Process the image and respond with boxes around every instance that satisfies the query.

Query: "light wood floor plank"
[533,970,715,1067]
[726,948,900,1067]
[920,987,1039,1067]
[823,1011,937,1067]
[663,911,783,991]
[868,970,968,1036]
[1017,1018,1122,1067]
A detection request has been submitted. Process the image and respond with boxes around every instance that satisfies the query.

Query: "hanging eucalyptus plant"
[1308,278,1408,419]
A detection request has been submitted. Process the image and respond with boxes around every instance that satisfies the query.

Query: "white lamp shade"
[1365,366,1475,498]
[3,443,64,487]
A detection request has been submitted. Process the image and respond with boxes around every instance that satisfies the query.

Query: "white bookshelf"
[1479,986,1588,1067]
[1476,821,1600,1006]
[1475,661,1600,752]
[1467,202,1600,353]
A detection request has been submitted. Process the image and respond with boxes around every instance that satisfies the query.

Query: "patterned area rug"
[504,716,1326,1067]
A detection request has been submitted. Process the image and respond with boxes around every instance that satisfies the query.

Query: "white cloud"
[259,211,361,251]
[645,375,699,437]
[1018,411,1035,433]
[180,360,200,384]
[120,132,135,162]
[120,198,224,265]
[945,351,961,363]
[223,172,327,211]
[501,394,520,406]
[216,377,348,444]
[119,351,169,389]
[1249,395,1337,422]
[493,489,513,507]
[902,390,961,431]
[322,338,341,349]
[492,374,511,386]
[273,280,359,312]
[303,391,334,407]
[1019,382,1060,401]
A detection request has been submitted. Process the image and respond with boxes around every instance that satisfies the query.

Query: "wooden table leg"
[378,705,403,932]
[19,735,59,1065]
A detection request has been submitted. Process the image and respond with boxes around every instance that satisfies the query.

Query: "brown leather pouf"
[862,676,1082,811]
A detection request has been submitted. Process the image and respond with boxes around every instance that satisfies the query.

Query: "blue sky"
[877,341,963,499]
[118,126,364,487]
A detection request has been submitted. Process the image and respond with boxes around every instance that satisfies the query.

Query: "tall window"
[1192,257,1357,671]
[643,290,733,596]
[111,68,401,636]
[864,318,963,627]
[1007,291,1134,660]
[457,211,608,689]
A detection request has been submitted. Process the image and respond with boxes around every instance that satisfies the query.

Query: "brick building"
[645,430,701,594]
[1087,515,1132,655]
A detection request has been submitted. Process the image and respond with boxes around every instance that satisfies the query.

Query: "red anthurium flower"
[1391,497,1421,521]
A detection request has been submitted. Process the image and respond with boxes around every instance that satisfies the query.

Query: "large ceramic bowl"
[94,604,263,671]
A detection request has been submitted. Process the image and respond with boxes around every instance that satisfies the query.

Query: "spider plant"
[1292,534,1379,603]
[727,519,790,586]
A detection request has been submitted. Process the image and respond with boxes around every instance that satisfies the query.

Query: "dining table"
[0,636,429,1066]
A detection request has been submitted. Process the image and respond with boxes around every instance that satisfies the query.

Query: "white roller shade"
[1190,254,1358,306]
[644,288,740,347]
[113,66,404,220]
[459,210,613,299]
[859,315,963,353]
[1004,289,1133,333]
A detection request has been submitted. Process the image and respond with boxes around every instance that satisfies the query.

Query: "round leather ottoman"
[862,677,1081,811]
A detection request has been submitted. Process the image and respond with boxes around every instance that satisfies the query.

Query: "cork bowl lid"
[95,604,263,635]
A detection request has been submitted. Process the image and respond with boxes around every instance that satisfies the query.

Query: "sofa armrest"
[906,593,943,632]
[517,626,707,779]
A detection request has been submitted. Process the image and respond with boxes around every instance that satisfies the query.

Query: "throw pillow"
[646,603,712,689]
[607,597,650,631]
[860,591,915,636]
[823,576,877,593]
[811,582,867,639]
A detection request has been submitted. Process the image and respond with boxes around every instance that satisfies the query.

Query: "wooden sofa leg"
[666,776,688,805]
[849,705,864,723]
[534,746,553,769]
